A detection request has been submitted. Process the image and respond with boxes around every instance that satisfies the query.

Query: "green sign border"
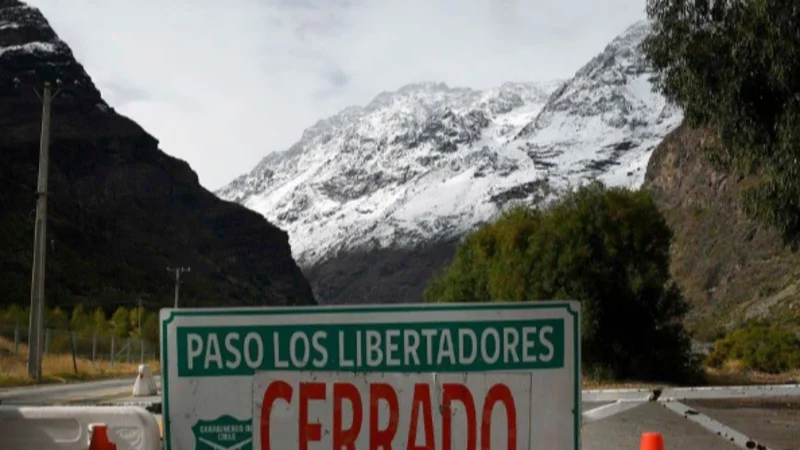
[161,302,581,450]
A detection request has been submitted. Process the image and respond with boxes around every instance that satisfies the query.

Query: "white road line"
[660,400,775,450]
[582,399,647,425]
[582,387,659,402]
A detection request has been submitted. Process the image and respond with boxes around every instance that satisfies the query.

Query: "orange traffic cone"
[640,432,664,450]
[88,424,117,450]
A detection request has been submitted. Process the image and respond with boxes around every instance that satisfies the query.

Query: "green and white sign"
[160,302,581,450]
[191,415,252,450]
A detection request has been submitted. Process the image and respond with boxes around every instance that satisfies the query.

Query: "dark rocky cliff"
[643,123,800,337]
[303,239,458,304]
[0,0,315,309]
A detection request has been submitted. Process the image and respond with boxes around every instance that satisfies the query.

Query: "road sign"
[253,371,535,450]
[160,302,581,450]
[191,415,252,450]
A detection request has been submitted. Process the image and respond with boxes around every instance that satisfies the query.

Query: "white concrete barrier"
[0,405,160,450]
[132,364,157,397]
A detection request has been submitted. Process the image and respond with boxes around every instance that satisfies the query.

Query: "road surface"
[582,396,799,450]
[1,380,797,449]
[583,401,737,449]
[0,376,161,405]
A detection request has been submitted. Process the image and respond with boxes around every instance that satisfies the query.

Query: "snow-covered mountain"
[217,20,683,271]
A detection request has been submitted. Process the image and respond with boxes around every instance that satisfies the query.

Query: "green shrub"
[425,181,702,383]
[707,322,800,373]
[643,0,800,245]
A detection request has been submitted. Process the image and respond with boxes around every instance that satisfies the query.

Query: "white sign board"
[252,371,534,450]
[160,302,581,450]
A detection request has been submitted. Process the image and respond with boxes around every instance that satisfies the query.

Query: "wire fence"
[0,324,159,371]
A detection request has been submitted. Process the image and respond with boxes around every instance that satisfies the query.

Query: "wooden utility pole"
[27,81,60,381]
[138,297,143,364]
[166,266,191,308]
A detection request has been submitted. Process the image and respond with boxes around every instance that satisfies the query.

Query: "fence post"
[92,334,97,361]
[44,329,50,355]
[70,332,78,375]
[14,327,19,357]
[111,336,115,370]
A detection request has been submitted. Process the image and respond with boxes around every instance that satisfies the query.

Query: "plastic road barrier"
[0,405,160,450]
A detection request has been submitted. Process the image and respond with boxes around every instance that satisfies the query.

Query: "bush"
[642,0,800,244]
[707,322,800,373]
[425,182,702,383]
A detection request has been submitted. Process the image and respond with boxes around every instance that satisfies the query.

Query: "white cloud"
[27,0,646,190]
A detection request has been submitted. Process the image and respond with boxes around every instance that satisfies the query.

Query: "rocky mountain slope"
[218,20,684,304]
[643,124,800,337]
[218,80,562,266]
[0,0,315,309]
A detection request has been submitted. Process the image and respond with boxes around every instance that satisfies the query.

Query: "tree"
[90,307,108,336]
[1,304,27,327]
[45,307,68,330]
[128,306,145,339]
[425,182,700,383]
[141,312,160,344]
[642,0,800,244]
[70,304,88,333]
[110,306,130,339]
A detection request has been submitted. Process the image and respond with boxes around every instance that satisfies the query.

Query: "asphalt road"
[0,376,161,405]
[683,397,800,450]
[583,401,739,450]
[582,398,799,450]
[1,380,797,449]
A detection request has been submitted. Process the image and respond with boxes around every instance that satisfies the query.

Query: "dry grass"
[0,336,160,387]
[582,362,800,390]
[704,360,800,386]
[582,378,669,389]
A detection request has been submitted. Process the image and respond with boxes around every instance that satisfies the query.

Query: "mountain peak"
[0,0,106,112]
[592,19,652,65]
[0,0,25,9]
[217,20,684,273]
[619,19,652,39]
[369,81,454,103]
[398,81,451,93]
[0,0,317,307]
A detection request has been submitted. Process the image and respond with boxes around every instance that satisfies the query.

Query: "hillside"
[643,124,800,337]
[0,0,315,309]
[218,20,684,304]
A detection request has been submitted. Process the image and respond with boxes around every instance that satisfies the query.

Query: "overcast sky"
[28,0,647,190]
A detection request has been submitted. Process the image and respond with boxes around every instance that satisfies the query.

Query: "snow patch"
[0,41,56,58]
